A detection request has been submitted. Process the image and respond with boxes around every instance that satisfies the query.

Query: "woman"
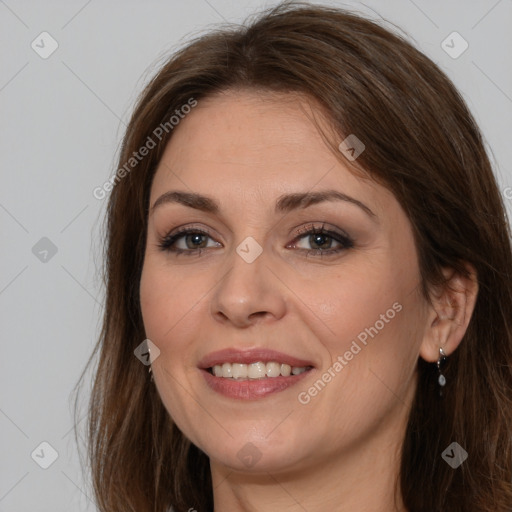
[79,2,512,511]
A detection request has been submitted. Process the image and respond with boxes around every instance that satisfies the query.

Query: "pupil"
[311,233,330,249]
[187,233,206,248]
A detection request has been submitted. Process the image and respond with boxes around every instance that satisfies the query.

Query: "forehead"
[149,89,388,214]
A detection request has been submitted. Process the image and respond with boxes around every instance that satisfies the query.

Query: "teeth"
[232,363,248,379]
[248,362,266,379]
[266,362,281,377]
[280,363,291,377]
[210,361,310,379]
[221,362,232,378]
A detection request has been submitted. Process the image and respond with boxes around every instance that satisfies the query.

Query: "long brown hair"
[76,2,512,511]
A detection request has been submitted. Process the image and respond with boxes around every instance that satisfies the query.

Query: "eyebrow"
[150,189,376,219]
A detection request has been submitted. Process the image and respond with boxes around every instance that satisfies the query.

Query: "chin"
[199,426,314,475]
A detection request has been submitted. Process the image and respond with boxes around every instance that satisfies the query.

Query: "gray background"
[1,0,511,510]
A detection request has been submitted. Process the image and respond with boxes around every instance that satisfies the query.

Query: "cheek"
[307,251,422,408]
[140,259,188,354]
[140,260,207,436]
[139,266,170,341]
[303,259,408,354]
[140,256,214,370]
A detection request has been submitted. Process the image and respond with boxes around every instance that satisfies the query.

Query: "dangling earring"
[149,365,154,382]
[437,347,447,397]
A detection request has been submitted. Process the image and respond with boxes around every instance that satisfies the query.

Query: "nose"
[210,244,287,328]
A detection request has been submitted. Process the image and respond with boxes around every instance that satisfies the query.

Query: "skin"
[139,89,478,511]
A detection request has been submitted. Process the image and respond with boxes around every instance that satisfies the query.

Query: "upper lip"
[198,348,315,369]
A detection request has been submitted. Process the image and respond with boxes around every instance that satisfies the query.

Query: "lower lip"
[201,368,313,400]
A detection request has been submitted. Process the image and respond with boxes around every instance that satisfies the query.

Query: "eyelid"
[292,221,352,240]
[161,223,219,241]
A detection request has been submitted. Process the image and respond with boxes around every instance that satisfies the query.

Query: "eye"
[158,222,354,257]
[158,228,221,255]
[288,222,354,257]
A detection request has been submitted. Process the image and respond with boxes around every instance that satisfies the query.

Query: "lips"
[198,347,316,400]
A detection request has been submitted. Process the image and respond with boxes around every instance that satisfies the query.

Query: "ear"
[419,263,478,363]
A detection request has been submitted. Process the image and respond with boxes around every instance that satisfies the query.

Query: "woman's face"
[140,90,429,475]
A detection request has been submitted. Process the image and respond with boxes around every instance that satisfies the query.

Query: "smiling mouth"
[208,361,314,379]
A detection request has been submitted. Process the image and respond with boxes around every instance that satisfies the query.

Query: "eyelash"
[157,222,354,258]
